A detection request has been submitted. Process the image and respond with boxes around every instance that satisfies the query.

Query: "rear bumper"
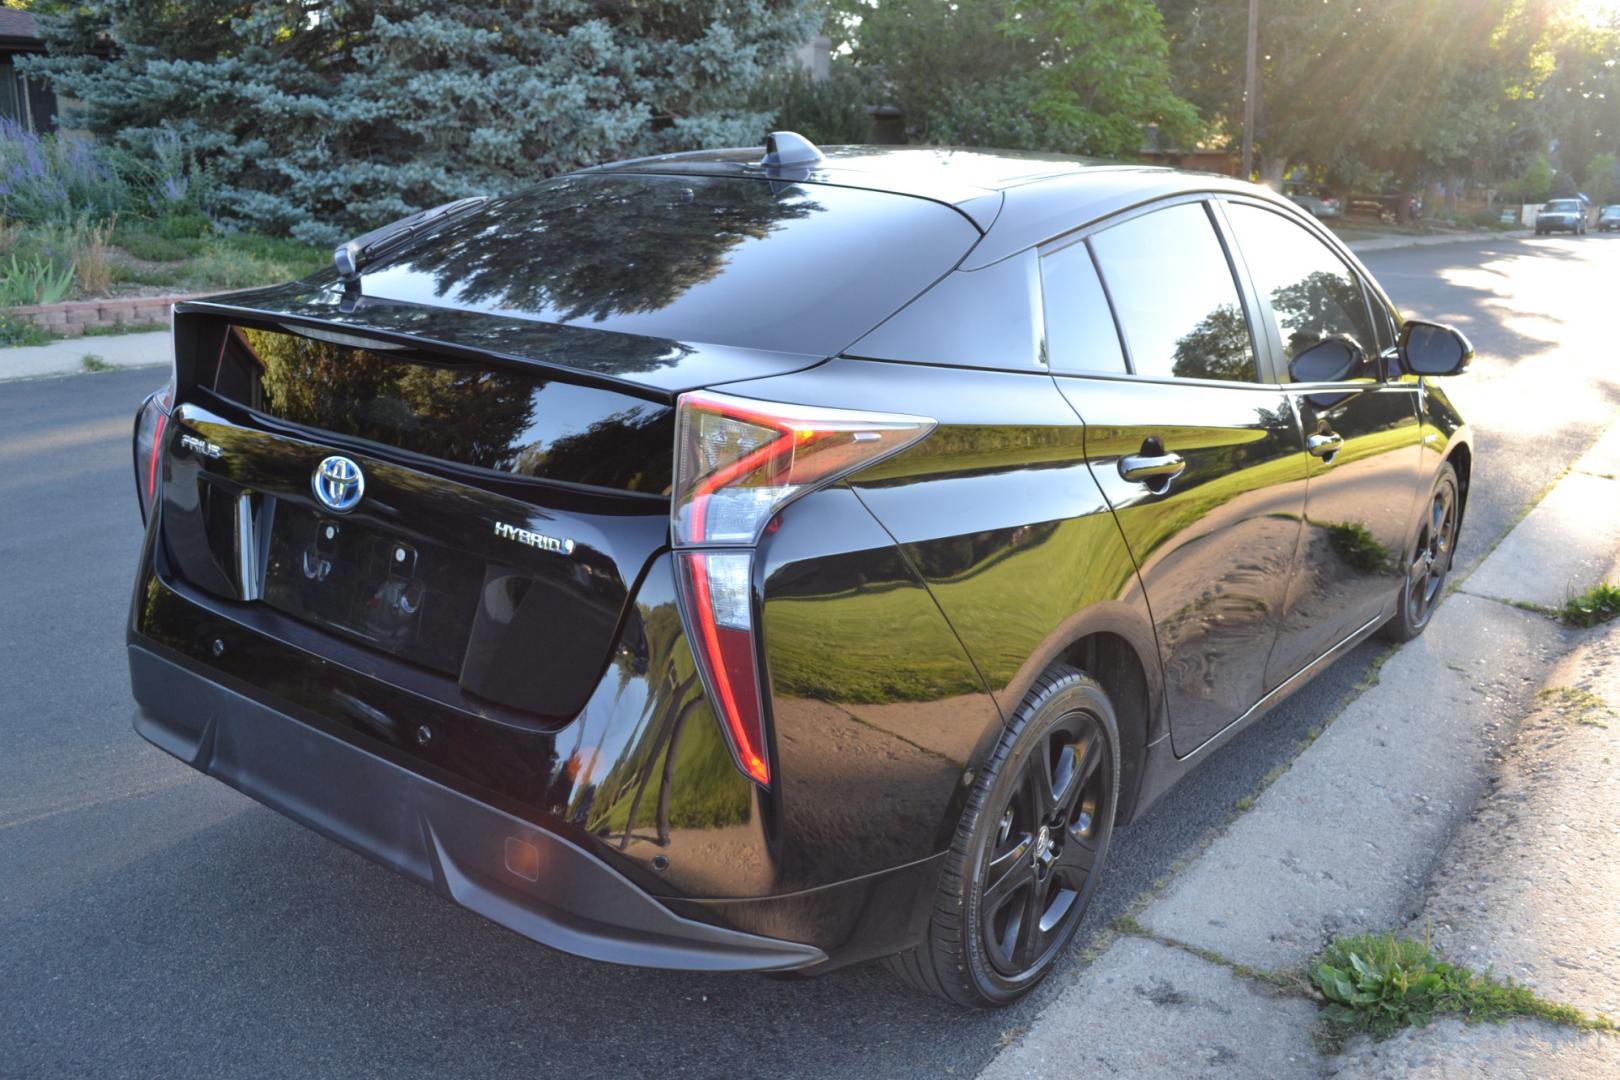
[129,642,827,973]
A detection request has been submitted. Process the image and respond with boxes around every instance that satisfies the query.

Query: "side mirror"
[1288,335,1363,384]
[1398,320,1473,376]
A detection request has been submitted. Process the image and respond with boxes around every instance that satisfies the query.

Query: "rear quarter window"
[1040,241,1127,375]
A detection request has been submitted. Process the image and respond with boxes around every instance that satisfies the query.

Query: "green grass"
[590,707,752,835]
[1561,582,1620,628]
[86,216,323,293]
[1537,685,1614,727]
[107,224,325,292]
[79,352,114,372]
[4,214,325,321]
[1321,520,1392,574]
[1313,933,1617,1041]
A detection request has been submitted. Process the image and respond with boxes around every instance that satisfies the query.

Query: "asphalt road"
[4,234,1619,1079]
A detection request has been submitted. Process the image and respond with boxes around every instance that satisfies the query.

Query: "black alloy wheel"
[887,667,1120,1006]
[1383,462,1460,642]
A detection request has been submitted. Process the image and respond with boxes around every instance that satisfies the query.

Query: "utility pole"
[1241,0,1259,182]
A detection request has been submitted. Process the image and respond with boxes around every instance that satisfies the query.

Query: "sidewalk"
[0,330,170,381]
[980,424,1620,1079]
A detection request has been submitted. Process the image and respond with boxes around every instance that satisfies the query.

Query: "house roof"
[0,8,43,50]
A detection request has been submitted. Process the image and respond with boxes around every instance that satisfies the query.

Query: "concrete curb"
[0,330,171,382]
[1343,229,1532,253]
[977,421,1620,1077]
[1461,423,1620,609]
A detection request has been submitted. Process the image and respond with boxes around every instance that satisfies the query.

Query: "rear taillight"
[132,381,174,525]
[670,390,934,787]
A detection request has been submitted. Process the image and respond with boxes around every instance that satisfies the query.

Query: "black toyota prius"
[126,134,1474,1006]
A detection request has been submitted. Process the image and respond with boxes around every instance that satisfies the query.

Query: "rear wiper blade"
[333,196,489,281]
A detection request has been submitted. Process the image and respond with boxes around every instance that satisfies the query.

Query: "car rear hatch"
[145,168,982,740]
[155,312,693,728]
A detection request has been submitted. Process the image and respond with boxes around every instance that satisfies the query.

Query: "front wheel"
[1381,462,1460,643]
[886,667,1120,1007]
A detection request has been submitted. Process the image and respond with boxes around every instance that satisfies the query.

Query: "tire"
[886,666,1120,1007]
[1381,461,1460,643]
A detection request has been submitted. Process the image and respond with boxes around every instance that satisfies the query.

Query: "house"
[0,8,56,133]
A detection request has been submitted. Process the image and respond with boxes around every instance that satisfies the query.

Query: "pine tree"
[26,1,819,242]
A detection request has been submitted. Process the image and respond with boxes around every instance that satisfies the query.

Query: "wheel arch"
[991,601,1164,828]
[1445,439,1472,527]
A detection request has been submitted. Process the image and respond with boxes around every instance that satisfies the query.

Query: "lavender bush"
[0,119,133,223]
[0,120,202,227]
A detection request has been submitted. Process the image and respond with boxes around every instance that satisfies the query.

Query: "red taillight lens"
[673,390,934,547]
[132,383,174,525]
[669,391,934,786]
[676,550,769,785]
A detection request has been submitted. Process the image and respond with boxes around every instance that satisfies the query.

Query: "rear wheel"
[1381,462,1460,643]
[886,667,1119,1006]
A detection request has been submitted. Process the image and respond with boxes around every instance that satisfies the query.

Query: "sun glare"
[1566,0,1620,26]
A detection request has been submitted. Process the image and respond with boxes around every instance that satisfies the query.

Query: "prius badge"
[495,520,575,555]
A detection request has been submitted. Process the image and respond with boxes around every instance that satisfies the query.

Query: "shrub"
[68,216,116,296]
[0,308,50,346]
[755,67,875,145]
[0,120,133,225]
[0,252,75,306]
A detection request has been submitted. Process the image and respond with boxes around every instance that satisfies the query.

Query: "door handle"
[1119,451,1187,485]
[1307,432,1344,458]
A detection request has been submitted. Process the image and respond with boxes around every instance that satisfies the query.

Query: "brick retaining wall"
[7,294,205,337]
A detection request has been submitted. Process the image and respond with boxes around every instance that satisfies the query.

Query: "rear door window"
[1089,202,1260,383]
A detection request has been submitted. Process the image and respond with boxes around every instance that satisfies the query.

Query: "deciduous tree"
[832,0,1198,157]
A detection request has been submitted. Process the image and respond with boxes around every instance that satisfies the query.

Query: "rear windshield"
[206,323,674,494]
[358,173,982,356]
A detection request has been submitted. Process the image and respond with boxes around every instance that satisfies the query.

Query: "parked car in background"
[1536,198,1587,235]
[1347,191,1421,222]
[1597,205,1620,233]
[1283,181,1341,219]
[126,135,1476,1007]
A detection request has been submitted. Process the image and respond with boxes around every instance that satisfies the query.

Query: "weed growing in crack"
[1312,932,1617,1041]
[1561,583,1620,628]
